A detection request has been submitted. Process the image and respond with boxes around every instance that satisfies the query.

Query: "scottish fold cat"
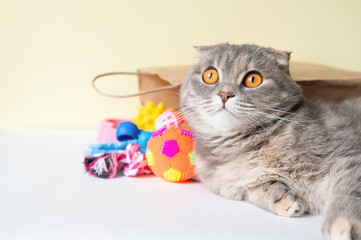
[180,43,361,240]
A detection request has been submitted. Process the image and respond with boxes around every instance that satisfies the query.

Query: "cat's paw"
[323,217,361,240]
[274,194,305,217]
[323,217,352,240]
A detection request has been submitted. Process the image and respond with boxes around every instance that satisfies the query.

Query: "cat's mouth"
[216,107,237,117]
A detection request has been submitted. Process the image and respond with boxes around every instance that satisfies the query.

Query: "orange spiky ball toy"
[145,127,195,182]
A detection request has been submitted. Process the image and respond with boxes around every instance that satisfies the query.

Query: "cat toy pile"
[83,101,195,182]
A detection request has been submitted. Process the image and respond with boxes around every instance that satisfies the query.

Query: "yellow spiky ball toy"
[132,102,165,131]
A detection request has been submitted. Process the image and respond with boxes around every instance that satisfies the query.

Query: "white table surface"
[0,128,324,240]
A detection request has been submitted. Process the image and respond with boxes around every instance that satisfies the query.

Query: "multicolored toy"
[116,121,153,153]
[154,110,185,130]
[84,144,152,178]
[132,101,165,131]
[146,127,195,182]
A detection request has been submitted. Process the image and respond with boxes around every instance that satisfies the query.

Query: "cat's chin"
[208,108,244,132]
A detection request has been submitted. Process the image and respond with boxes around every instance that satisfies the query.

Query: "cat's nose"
[218,92,235,104]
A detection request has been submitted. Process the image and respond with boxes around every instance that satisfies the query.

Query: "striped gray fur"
[180,43,361,240]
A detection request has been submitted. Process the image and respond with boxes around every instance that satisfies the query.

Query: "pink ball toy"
[155,110,185,130]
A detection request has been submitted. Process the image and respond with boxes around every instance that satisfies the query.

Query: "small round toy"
[154,110,185,130]
[146,127,195,182]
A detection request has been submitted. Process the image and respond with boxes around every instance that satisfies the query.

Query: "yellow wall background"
[1,0,360,128]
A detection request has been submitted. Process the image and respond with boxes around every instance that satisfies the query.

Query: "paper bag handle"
[92,72,182,98]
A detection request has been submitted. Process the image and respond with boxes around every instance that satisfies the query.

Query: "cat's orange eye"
[244,72,263,88]
[203,68,219,85]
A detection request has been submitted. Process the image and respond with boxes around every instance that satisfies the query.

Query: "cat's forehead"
[198,44,274,73]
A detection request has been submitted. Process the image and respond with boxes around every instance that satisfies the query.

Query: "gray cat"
[180,43,361,240]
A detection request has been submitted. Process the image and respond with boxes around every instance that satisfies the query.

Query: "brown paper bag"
[138,62,361,110]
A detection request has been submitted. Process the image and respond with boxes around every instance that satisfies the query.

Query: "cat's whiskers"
[180,100,211,119]
[242,111,268,132]
[235,104,254,110]
[250,111,328,137]
[233,106,326,136]
[252,110,305,125]
[233,104,269,132]
[178,110,195,119]
[237,100,254,107]
[266,108,321,122]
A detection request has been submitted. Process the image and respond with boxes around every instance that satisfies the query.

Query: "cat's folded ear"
[193,45,214,58]
[266,48,292,74]
[193,45,214,52]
